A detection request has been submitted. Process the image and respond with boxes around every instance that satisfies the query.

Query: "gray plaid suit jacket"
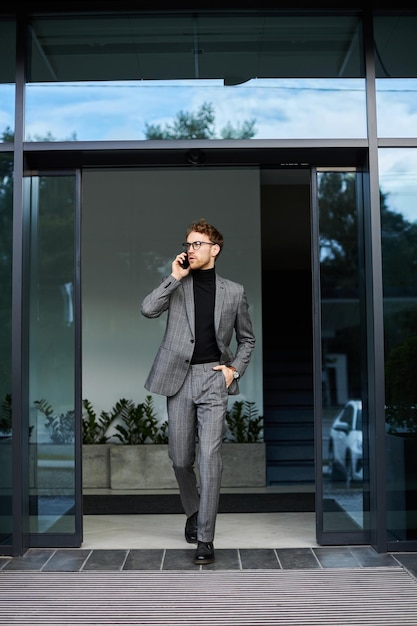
[141,272,255,397]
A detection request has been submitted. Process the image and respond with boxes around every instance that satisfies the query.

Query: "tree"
[318,171,417,297]
[318,172,361,296]
[318,171,417,398]
[144,101,256,140]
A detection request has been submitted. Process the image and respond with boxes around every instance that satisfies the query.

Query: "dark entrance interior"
[261,170,314,487]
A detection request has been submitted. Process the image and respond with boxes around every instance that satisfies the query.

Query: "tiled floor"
[1,544,413,572]
[2,543,415,573]
[1,513,417,576]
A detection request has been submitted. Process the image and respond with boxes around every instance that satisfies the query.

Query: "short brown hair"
[185,218,224,256]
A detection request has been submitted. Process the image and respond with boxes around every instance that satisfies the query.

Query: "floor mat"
[1,567,417,625]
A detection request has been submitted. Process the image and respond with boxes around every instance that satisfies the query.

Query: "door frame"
[12,144,376,555]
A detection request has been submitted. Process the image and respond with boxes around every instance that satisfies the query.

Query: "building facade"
[1,2,417,556]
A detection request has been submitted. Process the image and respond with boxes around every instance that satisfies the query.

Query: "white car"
[328,400,363,485]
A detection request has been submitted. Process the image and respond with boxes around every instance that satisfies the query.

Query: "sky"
[23,78,369,141]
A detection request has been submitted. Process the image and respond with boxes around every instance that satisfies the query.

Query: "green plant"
[110,396,168,444]
[36,395,168,445]
[34,398,75,444]
[0,393,12,434]
[225,400,263,443]
[82,398,115,444]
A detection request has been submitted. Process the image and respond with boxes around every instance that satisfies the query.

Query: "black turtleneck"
[190,268,221,364]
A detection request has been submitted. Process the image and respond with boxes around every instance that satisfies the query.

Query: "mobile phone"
[180,253,190,269]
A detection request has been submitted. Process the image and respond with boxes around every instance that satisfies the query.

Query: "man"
[141,218,255,564]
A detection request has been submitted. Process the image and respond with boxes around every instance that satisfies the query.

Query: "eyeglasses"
[182,241,215,251]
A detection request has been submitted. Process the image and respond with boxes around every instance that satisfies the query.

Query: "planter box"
[222,442,266,488]
[83,442,266,490]
[110,444,177,490]
[83,443,111,489]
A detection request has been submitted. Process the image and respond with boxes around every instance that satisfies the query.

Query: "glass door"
[379,148,417,549]
[26,173,82,547]
[313,168,370,545]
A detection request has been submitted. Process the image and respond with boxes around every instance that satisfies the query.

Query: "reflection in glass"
[25,11,366,141]
[0,18,16,141]
[374,15,417,80]
[0,153,13,546]
[25,78,367,142]
[376,79,417,139]
[0,86,15,143]
[379,148,417,542]
[27,175,76,535]
[318,171,369,533]
[26,79,366,141]
[374,14,417,139]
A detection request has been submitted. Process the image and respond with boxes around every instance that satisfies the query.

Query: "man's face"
[186,231,218,270]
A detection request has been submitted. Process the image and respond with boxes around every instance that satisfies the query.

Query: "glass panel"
[25,11,366,141]
[0,152,13,547]
[374,15,417,79]
[318,170,369,534]
[0,18,16,141]
[27,175,77,535]
[25,77,367,142]
[379,148,417,542]
[374,15,417,138]
[376,78,417,138]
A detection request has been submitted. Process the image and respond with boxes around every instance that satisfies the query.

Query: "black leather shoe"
[185,511,198,544]
[194,541,215,565]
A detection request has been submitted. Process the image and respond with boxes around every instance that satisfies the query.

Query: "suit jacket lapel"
[214,275,225,332]
[183,276,195,331]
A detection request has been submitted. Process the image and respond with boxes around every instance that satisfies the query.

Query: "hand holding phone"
[180,253,190,269]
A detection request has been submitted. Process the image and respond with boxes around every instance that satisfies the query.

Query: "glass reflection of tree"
[380,198,417,361]
[318,172,362,402]
[145,101,256,139]
[319,173,360,297]
[380,176,417,432]
[318,171,417,403]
